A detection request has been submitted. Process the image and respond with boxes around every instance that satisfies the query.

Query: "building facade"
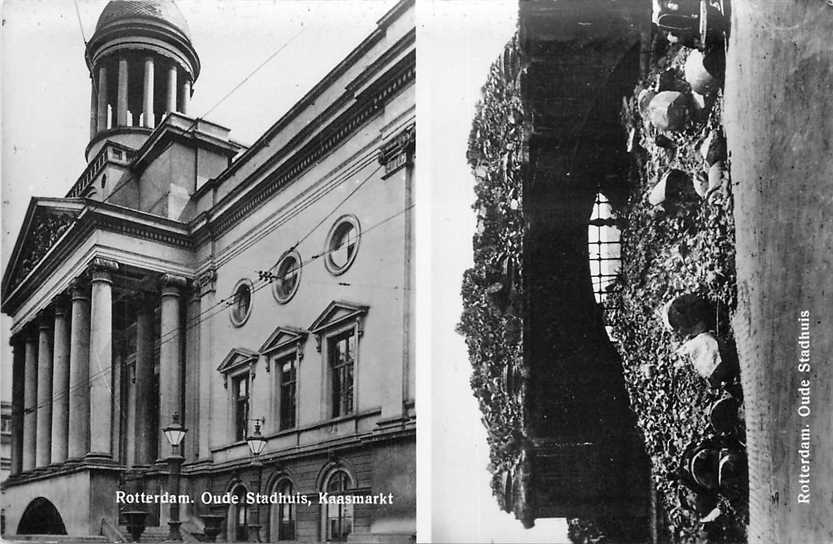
[1,1,415,542]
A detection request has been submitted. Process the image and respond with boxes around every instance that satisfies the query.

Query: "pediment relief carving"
[7,204,81,293]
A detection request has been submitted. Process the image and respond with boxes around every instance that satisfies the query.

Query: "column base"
[168,520,183,541]
[84,452,117,464]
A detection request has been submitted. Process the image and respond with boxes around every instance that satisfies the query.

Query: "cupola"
[84,0,200,160]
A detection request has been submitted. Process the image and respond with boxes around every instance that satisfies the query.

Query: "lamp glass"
[163,424,187,447]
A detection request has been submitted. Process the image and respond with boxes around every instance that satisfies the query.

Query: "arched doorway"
[17,498,67,535]
[226,484,249,542]
[269,478,296,542]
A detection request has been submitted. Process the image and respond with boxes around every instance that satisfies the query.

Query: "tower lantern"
[84,0,200,161]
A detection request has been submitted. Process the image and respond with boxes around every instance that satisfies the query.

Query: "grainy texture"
[724,2,833,542]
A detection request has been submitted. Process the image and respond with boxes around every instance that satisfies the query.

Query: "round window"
[272,250,301,304]
[325,215,360,275]
[229,279,253,327]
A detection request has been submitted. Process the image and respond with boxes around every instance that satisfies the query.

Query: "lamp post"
[245,418,267,543]
[162,413,187,541]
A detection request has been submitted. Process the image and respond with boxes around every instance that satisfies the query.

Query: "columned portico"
[159,274,186,432]
[143,57,155,128]
[22,329,38,472]
[97,65,109,132]
[51,297,71,463]
[88,258,118,459]
[11,336,26,475]
[36,310,54,468]
[134,293,155,465]
[68,280,91,459]
[166,64,178,115]
[117,57,129,127]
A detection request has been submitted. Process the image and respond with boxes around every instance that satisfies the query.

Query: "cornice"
[2,202,192,316]
[208,52,415,238]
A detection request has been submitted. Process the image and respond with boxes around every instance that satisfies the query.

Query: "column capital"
[53,294,71,316]
[196,268,217,297]
[160,273,188,295]
[378,124,415,177]
[70,278,91,301]
[89,258,119,283]
[37,308,54,329]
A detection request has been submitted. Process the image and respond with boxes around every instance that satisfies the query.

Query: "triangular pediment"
[2,198,84,300]
[308,300,369,334]
[259,326,308,356]
[216,347,258,374]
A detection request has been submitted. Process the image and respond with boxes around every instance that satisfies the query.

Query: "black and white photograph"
[424,1,831,543]
[2,0,832,543]
[1,0,414,542]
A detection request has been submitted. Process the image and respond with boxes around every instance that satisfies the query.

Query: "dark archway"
[17,497,67,535]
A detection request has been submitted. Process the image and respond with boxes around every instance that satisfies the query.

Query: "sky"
[421,1,569,542]
[0,0,390,400]
[1,0,569,541]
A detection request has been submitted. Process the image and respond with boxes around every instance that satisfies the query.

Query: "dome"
[95,0,190,38]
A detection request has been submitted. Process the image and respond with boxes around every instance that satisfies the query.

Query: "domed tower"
[85,0,200,161]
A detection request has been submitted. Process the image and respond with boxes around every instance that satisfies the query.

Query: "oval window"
[325,215,361,275]
[230,279,253,327]
[273,250,301,304]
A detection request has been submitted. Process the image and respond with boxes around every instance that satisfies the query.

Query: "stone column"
[90,81,98,139]
[97,64,109,131]
[51,298,71,464]
[166,64,178,114]
[117,57,129,127]
[197,269,216,458]
[10,337,25,475]
[159,274,185,431]
[88,258,118,459]
[134,294,155,465]
[143,57,155,128]
[22,330,38,471]
[68,280,91,459]
[36,311,53,468]
[180,79,191,116]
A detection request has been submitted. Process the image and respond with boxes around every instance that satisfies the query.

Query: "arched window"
[587,192,621,333]
[227,484,249,542]
[322,469,354,541]
[270,478,296,541]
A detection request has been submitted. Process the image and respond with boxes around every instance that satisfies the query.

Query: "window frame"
[231,372,250,443]
[308,302,368,422]
[276,353,298,430]
[217,348,259,445]
[229,278,254,327]
[272,249,302,304]
[324,215,361,276]
[327,330,356,419]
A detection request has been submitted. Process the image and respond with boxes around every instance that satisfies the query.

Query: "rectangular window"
[233,374,249,442]
[329,332,355,418]
[278,356,297,430]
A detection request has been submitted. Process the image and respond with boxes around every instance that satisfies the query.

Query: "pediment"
[2,198,84,300]
[308,300,369,334]
[259,326,308,356]
[216,347,258,374]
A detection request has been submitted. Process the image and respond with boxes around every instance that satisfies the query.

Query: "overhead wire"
[19,201,415,417]
[99,24,307,206]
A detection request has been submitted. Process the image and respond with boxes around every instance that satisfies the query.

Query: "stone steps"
[2,536,110,544]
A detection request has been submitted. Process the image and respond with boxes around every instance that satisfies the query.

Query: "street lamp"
[245,418,267,542]
[162,412,188,541]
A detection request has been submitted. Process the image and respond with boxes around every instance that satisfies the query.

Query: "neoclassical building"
[1,1,415,542]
